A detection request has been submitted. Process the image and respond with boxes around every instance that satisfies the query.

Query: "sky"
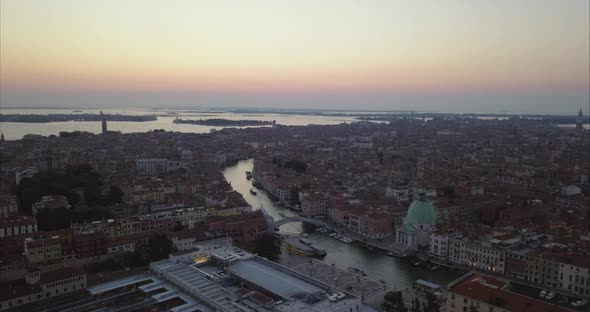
[1,0,588,114]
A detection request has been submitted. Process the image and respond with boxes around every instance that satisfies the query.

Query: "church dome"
[180,149,193,160]
[403,198,437,226]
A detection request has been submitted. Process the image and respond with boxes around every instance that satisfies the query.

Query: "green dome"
[403,199,437,226]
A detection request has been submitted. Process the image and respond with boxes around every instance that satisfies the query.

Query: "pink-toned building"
[366,210,393,239]
[207,211,266,244]
[301,192,328,218]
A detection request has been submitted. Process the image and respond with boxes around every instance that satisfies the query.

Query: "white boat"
[279,212,287,218]
[386,250,406,258]
[329,233,337,238]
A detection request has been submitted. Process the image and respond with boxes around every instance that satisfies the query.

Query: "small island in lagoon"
[173,117,275,127]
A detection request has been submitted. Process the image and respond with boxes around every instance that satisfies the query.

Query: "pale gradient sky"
[1,0,588,113]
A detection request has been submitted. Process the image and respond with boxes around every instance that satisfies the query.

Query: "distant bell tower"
[101,111,107,134]
[576,108,584,132]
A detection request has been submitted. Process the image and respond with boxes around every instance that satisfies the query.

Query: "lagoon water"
[0,108,358,140]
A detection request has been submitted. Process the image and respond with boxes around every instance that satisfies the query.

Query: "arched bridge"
[268,216,328,231]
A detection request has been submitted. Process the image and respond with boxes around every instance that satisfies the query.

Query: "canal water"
[222,159,461,290]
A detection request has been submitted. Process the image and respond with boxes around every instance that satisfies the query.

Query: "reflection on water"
[222,159,461,290]
[0,108,357,140]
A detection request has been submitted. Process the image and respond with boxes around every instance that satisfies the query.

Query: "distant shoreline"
[1,107,585,117]
[0,114,157,123]
[173,118,274,126]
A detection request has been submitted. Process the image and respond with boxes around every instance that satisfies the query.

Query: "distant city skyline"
[1,0,588,114]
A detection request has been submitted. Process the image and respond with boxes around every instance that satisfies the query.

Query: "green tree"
[108,186,124,204]
[35,207,71,231]
[284,160,307,173]
[383,291,407,312]
[438,185,456,202]
[421,292,441,312]
[16,164,105,214]
[122,251,147,268]
[411,298,421,312]
[146,233,176,263]
[254,232,281,261]
[302,222,318,233]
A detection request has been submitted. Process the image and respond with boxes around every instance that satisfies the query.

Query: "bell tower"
[576,108,584,132]
[101,111,107,134]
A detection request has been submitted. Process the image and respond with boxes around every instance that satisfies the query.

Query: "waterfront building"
[395,192,437,251]
[446,273,571,312]
[448,237,506,274]
[428,228,462,259]
[301,192,329,218]
[556,254,590,297]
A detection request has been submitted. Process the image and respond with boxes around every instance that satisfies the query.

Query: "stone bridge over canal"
[267,216,328,231]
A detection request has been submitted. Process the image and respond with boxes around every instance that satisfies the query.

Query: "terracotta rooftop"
[449,273,571,312]
[0,216,36,227]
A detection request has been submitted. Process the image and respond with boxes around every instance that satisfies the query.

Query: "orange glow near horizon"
[1,0,589,96]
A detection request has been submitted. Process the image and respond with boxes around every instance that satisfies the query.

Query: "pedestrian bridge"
[268,216,328,231]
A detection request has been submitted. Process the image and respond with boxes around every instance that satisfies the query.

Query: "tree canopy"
[15,164,119,225]
[254,232,281,261]
[284,160,307,173]
[146,233,176,263]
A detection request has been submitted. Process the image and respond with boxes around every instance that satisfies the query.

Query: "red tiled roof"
[0,216,36,227]
[449,274,571,312]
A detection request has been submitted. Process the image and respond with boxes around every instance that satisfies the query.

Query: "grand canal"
[222,159,461,290]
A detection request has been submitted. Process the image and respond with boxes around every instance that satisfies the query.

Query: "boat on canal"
[283,237,327,258]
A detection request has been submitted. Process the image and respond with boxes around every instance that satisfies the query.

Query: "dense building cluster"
[0,113,588,311]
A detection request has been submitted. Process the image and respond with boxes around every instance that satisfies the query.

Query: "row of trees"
[271,157,308,173]
[86,230,282,274]
[85,233,177,272]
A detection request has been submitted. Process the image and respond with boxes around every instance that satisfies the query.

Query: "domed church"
[396,191,438,251]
